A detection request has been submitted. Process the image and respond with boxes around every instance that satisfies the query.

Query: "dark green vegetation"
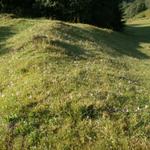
[0,0,123,31]
[131,9,150,19]
[122,0,150,19]
[0,14,150,149]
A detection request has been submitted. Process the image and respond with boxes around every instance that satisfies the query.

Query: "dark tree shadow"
[0,21,150,60]
[50,40,93,60]
[0,26,15,55]
[121,24,150,59]
[52,22,150,60]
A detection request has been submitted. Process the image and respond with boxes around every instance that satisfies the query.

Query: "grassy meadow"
[0,14,150,149]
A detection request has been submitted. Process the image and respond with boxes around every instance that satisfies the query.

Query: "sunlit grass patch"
[0,15,150,149]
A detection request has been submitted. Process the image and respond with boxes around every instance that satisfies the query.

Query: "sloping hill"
[0,15,150,150]
[128,9,150,23]
[134,9,150,19]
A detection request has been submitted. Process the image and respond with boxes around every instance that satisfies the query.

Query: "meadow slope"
[0,15,150,150]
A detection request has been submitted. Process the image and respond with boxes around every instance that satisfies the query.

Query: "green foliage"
[0,0,124,31]
[122,0,150,19]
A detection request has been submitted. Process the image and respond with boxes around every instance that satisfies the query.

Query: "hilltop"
[0,15,150,149]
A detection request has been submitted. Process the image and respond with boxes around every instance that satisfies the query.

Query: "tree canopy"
[122,0,150,19]
[0,0,124,31]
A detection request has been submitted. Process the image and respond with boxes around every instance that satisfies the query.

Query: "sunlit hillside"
[0,15,150,150]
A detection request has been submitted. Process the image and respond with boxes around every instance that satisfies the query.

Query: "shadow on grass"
[52,22,150,59]
[0,26,15,55]
[0,21,150,60]
[50,40,93,60]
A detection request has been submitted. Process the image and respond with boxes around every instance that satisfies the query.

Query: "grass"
[0,14,150,150]
[134,9,150,19]
[128,9,150,24]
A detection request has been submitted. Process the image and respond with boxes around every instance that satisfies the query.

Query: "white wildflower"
[1,94,5,98]
[29,95,32,99]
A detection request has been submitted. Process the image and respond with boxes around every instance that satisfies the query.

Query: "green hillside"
[0,15,150,149]
[133,9,150,19]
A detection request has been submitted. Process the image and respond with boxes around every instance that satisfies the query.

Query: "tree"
[0,0,124,31]
[122,0,149,19]
[90,0,123,31]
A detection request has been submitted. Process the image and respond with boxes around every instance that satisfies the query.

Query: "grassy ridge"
[0,15,150,149]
